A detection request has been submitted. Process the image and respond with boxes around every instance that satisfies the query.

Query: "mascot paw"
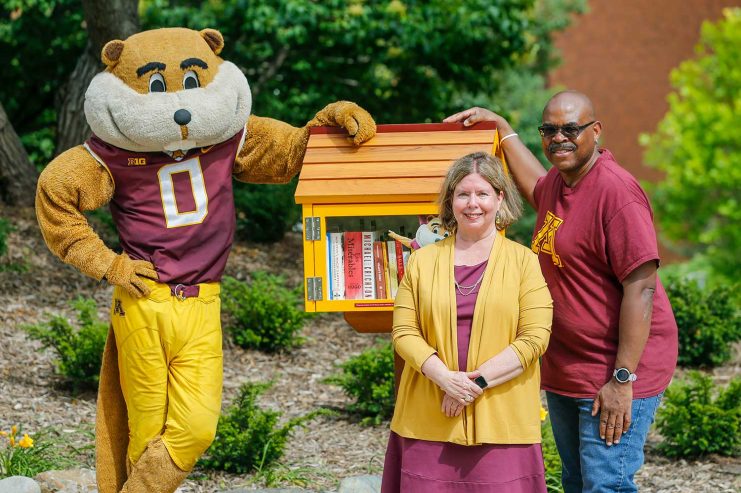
[106,253,158,298]
[310,101,376,145]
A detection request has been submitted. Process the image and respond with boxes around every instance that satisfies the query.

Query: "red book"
[344,232,363,300]
[373,241,387,299]
[395,240,405,282]
[361,232,376,299]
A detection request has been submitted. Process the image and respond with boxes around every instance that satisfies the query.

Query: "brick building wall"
[550,0,737,181]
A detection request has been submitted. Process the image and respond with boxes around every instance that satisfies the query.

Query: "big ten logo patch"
[531,211,563,267]
[113,299,126,316]
[127,157,147,166]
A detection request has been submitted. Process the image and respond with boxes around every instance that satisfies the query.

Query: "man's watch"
[613,367,637,384]
[474,375,488,389]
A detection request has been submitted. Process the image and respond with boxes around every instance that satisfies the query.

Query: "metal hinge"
[305,217,321,241]
[306,277,323,301]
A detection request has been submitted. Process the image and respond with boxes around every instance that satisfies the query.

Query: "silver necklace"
[455,271,485,296]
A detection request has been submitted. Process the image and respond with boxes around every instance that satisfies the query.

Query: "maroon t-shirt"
[84,130,244,285]
[532,149,677,398]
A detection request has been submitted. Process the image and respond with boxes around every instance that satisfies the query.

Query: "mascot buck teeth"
[35,27,375,493]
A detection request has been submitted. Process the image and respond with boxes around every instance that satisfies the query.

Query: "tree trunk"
[54,0,139,155]
[0,102,38,207]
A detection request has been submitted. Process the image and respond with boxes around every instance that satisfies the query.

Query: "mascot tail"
[95,326,129,493]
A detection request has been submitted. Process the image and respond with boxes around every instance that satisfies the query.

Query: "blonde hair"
[438,152,523,233]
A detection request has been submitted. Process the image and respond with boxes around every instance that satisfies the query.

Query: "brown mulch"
[0,206,738,492]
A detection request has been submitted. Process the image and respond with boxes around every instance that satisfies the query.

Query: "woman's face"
[452,172,503,238]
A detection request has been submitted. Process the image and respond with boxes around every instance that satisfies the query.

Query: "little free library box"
[294,121,505,333]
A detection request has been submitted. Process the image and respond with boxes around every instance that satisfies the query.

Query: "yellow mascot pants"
[110,280,223,471]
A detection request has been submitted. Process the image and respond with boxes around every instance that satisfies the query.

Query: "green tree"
[140,0,582,125]
[641,8,741,281]
[0,0,86,167]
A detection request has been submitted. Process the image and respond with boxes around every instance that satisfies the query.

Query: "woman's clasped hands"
[438,370,484,417]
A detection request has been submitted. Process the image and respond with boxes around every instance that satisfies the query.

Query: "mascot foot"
[120,437,189,493]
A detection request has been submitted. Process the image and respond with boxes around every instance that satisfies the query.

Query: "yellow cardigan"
[391,235,553,445]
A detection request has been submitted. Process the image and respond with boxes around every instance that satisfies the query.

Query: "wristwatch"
[474,375,488,389]
[613,367,637,384]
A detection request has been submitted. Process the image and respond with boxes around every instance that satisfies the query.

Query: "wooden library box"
[294,121,504,333]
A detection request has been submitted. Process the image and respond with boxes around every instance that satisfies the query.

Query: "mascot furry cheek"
[35,27,375,493]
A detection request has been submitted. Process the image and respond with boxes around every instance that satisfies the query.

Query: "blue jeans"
[546,391,663,493]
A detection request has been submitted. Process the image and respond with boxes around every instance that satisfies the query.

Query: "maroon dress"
[381,260,547,492]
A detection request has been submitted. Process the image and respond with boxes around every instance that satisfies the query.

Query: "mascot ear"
[101,40,125,68]
[200,29,224,55]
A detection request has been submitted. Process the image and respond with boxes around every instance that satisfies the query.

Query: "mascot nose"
[174,109,191,126]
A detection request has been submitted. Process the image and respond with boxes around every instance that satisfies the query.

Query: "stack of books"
[327,231,412,300]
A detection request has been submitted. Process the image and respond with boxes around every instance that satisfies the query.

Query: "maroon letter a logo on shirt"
[531,211,563,267]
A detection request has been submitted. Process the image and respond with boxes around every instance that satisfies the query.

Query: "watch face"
[615,368,631,382]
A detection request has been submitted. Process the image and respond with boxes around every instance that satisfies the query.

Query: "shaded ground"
[0,205,738,492]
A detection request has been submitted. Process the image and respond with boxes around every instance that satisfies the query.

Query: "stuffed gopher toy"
[35,27,375,493]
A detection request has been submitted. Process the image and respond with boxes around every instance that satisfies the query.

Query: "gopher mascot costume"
[35,27,375,493]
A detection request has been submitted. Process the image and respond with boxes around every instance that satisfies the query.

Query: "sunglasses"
[538,121,596,139]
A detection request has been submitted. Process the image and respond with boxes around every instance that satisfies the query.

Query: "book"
[329,232,345,300]
[373,240,387,299]
[382,241,391,298]
[395,239,406,282]
[386,239,399,298]
[344,232,363,300]
[402,246,411,272]
[361,231,376,299]
[326,232,332,299]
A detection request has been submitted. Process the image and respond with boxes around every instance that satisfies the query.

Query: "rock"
[338,475,381,493]
[34,468,97,493]
[0,476,41,493]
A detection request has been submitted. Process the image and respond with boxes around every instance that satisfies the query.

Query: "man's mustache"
[549,142,577,152]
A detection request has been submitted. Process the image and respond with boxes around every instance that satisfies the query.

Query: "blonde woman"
[382,152,553,492]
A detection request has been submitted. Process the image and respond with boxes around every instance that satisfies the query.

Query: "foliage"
[325,341,395,425]
[142,0,552,125]
[0,425,75,478]
[233,179,302,244]
[664,276,740,367]
[641,8,741,281]
[541,415,563,493]
[24,297,108,391]
[0,218,12,257]
[199,381,321,474]
[656,372,741,458]
[221,274,309,352]
[0,0,86,167]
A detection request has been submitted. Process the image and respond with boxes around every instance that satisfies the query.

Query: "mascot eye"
[149,73,166,93]
[431,226,440,234]
[183,70,200,89]
[443,232,450,237]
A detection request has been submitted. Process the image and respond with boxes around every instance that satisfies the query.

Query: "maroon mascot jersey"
[84,130,245,285]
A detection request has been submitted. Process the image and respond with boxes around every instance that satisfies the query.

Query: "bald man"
[446,93,677,493]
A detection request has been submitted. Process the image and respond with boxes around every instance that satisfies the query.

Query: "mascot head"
[413,215,449,248]
[84,28,251,153]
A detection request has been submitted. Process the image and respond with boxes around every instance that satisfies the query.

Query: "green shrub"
[325,341,395,426]
[222,274,308,353]
[665,276,740,367]
[656,371,740,458]
[233,179,302,244]
[199,381,321,474]
[24,297,108,391]
[541,415,563,492]
[0,218,12,257]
